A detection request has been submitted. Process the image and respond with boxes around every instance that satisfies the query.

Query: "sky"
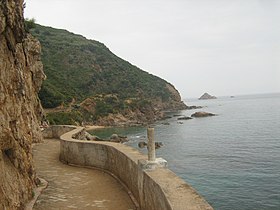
[25,0,280,98]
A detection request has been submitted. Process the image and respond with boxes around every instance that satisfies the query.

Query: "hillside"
[30,24,187,126]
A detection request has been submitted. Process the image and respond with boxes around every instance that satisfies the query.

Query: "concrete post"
[147,127,156,161]
[138,127,167,170]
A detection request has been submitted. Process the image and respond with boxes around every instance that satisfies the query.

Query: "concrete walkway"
[32,139,136,210]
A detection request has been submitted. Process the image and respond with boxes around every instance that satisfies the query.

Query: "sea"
[90,93,280,210]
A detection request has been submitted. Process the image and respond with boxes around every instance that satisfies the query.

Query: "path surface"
[33,139,136,210]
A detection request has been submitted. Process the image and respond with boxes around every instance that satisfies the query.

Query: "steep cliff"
[0,0,45,209]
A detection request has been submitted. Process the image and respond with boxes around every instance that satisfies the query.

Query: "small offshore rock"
[138,141,147,148]
[138,141,163,149]
[173,114,182,117]
[162,122,170,125]
[177,116,192,120]
[155,142,163,149]
[186,105,203,110]
[162,116,172,120]
[191,111,216,118]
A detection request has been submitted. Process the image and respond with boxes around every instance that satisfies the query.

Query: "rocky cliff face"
[0,0,45,209]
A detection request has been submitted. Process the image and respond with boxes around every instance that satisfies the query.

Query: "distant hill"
[30,24,186,125]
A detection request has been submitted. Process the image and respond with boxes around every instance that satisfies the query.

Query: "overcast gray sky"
[25,0,280,98]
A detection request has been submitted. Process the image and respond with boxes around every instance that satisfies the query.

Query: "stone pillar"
[138,127,167,170]
[147,127,156,161]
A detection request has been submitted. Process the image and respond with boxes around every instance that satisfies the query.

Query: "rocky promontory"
[0,1,45,209]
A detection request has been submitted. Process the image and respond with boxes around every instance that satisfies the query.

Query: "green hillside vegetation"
[30,24,186,125]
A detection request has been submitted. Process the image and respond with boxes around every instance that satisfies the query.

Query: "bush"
[47,111,83,125]
[95,100,113,117]
[39,84,65,108]
[24,18,36,32]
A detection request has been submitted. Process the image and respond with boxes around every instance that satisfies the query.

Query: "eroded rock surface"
[0,0,45,209]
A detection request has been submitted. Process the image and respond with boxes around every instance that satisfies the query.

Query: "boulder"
[110,134,128,143]
[191,112,216,118]
[84,132,102,141]
[138,141,147,148]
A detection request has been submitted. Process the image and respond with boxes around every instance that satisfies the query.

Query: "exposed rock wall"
[0,0,45,209]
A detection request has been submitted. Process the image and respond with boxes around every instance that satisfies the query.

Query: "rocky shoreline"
[81,104,214,127]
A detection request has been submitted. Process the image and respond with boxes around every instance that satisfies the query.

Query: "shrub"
[24,18,36,32]
[47,111,83,125]
[39,84,65,108]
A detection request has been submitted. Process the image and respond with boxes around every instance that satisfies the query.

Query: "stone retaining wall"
[46,126,213,210]
[42,125,77,139]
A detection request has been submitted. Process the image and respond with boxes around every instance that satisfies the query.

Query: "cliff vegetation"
[30,24,186,126]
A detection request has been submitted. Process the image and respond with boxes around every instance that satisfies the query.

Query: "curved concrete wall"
[42,125,76,139]
[57,126,213,210]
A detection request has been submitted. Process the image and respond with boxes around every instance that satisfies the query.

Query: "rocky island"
[199,92,217,100]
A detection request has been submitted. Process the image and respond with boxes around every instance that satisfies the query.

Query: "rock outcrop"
[0,0,45,209]
[191,112,216,118]
[199,93,217,100]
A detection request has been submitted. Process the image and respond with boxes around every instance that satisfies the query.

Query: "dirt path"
[32,139,136,210]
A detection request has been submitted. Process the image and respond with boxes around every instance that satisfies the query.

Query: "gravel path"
[32,139,136,210]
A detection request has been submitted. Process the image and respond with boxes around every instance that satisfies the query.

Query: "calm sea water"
[90,93,280,210]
